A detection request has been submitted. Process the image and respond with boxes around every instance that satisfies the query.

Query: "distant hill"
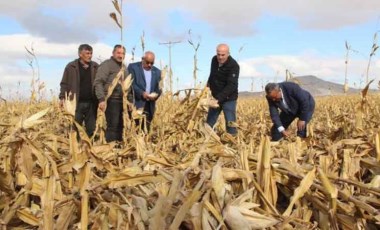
[288,75,361,96]
[240,75,368,97]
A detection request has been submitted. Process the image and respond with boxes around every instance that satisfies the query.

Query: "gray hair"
[78,44,93,53]
[265,83,280,94]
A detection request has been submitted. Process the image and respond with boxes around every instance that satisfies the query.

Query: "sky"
[1,0,380,99]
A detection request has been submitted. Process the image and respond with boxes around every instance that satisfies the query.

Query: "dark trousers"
[74,101,97,137]
[105,98,123,142]
[206,100,237,135]
[271,101,315,141]
[135,102,154,132]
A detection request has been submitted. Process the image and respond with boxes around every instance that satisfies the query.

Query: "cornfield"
[0,88,379,229]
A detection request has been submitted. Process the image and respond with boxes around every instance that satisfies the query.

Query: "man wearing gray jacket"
[94,45,132,142]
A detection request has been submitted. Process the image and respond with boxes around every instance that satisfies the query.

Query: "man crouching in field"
[265,82,315,141]
[59,44,99,137]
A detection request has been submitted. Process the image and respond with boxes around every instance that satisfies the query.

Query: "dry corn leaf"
[109,12,122,29]
[283,167,316,216]
[1,86,380,229]
[111,0,121,14]
[223,204,279,230]
[257,136,277,210]
[41,174,55,230]
[55,201,76,230]
[16,208,39,226]
[15,108,50,130]
[211,163,226,209]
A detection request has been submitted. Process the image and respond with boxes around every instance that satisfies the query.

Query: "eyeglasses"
[145,60,154,65]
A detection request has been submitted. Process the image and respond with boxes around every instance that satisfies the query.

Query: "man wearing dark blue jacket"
[265,82,315,141]
[128,51,161,130]
[206,44,240,135]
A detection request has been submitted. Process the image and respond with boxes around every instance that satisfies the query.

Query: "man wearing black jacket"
[265,82,315,141]
[59,44,98,137]
[206,44,240,135]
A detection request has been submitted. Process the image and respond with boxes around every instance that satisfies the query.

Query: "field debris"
[0,89,380,229]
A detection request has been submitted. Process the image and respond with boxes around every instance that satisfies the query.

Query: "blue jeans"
[271,100,315,141]
[206,100,237,135]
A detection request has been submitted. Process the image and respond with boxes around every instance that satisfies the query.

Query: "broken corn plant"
[0,84,380,229]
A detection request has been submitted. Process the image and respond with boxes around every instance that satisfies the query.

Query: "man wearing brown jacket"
[59,44,99,137]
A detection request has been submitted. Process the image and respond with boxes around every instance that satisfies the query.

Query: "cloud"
[0,34,131,60]
[269,1,380,30]
[239,61,261,78]
[127,0,380,37]
[0,63,31,87]
[0,0,115,43]
[0,34,77,59]
[0,34,135,98]
[126,0,262,37]
[1,33,378,95]
[2,0,380,42]
[238,53,380,90]
[21,11,98,44]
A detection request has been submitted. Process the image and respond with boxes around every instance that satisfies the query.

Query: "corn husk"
[0,92,380,229]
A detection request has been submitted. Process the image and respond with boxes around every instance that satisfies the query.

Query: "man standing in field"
[59,44,99,137]
[94,45,132,142]
[127,51,161,131]
[206,43,240,135]
[265,82,315,141]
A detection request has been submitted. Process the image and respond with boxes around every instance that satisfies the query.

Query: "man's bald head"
[216,44,230,64]
[144,51,155,60]
[142,51,155,70]
[217,44,229,52]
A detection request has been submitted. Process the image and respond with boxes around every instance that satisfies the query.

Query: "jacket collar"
[111,57,123,66]
[139,61,157,74]
[69,59,97,69]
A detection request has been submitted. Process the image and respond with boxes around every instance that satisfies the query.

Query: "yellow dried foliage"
[0,92,379,229]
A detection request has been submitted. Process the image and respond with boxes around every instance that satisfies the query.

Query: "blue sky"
[0,0,379,99]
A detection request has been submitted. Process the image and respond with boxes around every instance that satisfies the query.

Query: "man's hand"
[142,92,150,101]
[98,101,106,112]
[148,92,159,101]
[297,120,306,131]
[281,130,290,138]
[208,98,219,108]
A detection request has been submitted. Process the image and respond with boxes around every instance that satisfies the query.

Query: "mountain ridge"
[239,75,371,97]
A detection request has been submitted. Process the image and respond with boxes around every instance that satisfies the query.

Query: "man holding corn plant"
[206,44,240,135]
[265,82,315,141]
[127,51,161,131]
[59,44,99,138]
[94,45,132,142]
